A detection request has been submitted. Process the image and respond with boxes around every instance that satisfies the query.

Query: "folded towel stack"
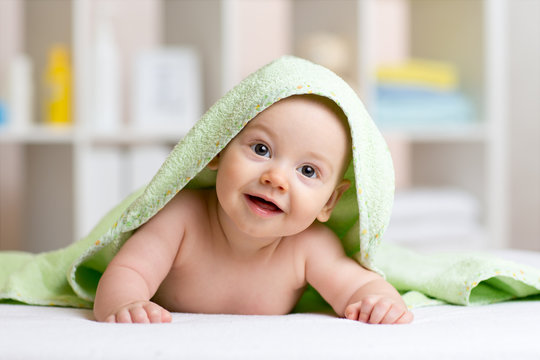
[384,188,486,251]
[374,59,474,129]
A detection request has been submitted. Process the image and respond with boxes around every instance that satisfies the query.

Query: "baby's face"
[212,95,350,238]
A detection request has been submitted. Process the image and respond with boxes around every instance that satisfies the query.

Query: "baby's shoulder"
[157,188,212,220]
[170,187,209,204]
[290,222,345,258]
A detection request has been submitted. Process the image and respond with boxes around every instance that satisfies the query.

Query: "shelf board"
[380,122,487,143]
[87,129,186,145]
[0,126,75,144]
[0,126,186,145]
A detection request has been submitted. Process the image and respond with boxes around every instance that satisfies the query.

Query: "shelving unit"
[293,0,507,250]
[0,0,508,252]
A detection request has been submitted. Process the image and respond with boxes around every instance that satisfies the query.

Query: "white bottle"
[93,7,121,133]
[8,54,34,131]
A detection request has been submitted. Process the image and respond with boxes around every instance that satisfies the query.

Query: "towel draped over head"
[67,55,395,302]
[0,56,393,308]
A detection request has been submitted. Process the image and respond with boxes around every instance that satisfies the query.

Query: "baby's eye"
[251,143,270,158]
[297,165,318,179]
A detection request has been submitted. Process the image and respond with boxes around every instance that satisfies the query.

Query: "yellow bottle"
[44,45,72,125]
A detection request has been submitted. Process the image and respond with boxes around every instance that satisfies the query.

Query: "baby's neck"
[209,190,283,261]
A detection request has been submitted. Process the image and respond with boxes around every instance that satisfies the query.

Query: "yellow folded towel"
[376,59,458,90]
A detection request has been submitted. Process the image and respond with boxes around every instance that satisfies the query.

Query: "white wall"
[0,0,25,250]
[508,0,540,250]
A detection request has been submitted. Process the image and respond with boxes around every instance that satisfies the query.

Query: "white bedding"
[1,249,539,360]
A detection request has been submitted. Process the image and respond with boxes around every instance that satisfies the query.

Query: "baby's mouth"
[246,195,283,214]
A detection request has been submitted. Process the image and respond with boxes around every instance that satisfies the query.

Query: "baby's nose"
[260,168,289,192]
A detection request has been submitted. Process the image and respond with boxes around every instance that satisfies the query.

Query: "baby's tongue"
[252,196,280,211]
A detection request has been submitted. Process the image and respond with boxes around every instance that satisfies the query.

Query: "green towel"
[377,244,540,308]
[1,56,539,311]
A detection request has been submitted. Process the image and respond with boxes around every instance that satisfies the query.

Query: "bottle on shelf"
[93,4,121,133]
[44,44,72,126]
[0,100,6,128]
[8,54,34,131]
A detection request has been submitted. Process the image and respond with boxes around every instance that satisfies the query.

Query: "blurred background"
[0,0,538,253]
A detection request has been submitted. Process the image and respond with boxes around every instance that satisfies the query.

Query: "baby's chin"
[234,220,314,241]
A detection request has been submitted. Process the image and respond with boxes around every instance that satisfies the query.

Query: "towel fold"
[377,244,540,308]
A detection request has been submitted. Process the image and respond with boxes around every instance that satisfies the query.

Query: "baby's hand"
[104,301,172,324]
[344,296,413,324]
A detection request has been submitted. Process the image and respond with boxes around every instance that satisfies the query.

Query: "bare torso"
[152,190,307,315]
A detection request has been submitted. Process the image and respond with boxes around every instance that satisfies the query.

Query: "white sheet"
[1,249,539,360]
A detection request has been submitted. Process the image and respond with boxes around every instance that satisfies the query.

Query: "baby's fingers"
[344,299,374,323]
[345,298,413,324]
[143,302,172,323]
[344,303,360,321]
[344,298,377,323]
[115,308,135,323]
[395,310,414,324]
[130,306,151,323]
[380,304,408,324]
[367,299,394,324]
[107,302,171,324]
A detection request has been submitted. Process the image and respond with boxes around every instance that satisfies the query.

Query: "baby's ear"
[207,154,220,170]
[317,180,351,222]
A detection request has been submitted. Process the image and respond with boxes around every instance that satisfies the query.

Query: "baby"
[93,94,413,325]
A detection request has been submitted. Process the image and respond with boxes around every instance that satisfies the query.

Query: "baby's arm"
[93,195,187,323]
[302,224,413,324]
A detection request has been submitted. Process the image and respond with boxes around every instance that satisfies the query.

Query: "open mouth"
[245,195,283,214]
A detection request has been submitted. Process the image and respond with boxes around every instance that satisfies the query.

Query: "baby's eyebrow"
[305,151,334,174]
[243,121,277,138]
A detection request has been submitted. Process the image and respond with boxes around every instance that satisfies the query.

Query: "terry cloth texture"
[0,56,539,310]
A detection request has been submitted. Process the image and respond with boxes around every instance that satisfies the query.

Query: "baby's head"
[208,94,352,238]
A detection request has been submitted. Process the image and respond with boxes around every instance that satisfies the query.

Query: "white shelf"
[0,126,186,145]
[0,126,75,144]
[83,129,186,145]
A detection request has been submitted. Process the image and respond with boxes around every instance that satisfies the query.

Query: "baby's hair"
[301,94,348,123]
